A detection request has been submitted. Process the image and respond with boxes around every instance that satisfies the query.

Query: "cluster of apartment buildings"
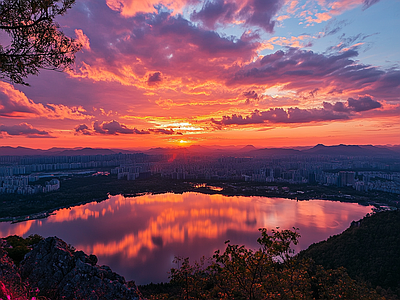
[0,176,60,195]
[150,155,400,194]
[1,151,400,195]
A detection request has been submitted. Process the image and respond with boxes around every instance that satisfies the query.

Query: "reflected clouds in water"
[0,193,372,284]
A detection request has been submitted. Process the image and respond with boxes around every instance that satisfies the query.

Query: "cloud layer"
[0,0,397,147]
[0,82,90,120]
[75,120,182,135]
[0,123,52,138]
[212,96,382,126]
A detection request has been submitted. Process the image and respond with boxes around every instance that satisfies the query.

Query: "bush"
[147,228,384,299]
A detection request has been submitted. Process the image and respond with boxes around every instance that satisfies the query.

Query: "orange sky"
[1,0,399,149]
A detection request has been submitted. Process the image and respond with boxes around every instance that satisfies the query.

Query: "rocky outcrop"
[1,236,143,300]
[0,246,25,300]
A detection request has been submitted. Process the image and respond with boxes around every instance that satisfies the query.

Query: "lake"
[0,193,372,285]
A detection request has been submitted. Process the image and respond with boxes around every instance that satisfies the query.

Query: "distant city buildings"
[1,150,399,194]
[0,176,60,195]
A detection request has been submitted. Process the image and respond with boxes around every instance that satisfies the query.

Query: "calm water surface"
[0,193,372,284]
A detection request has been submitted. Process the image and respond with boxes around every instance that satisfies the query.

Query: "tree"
[150,228,385,299]
[0,0,82,85]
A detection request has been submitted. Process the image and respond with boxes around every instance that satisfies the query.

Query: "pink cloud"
[57,1,399,107]
[105,0,192,16]
[191,0,285,32]
[66,6,260,88]
[0,82,90,120]
[75,29,91,51]
[298,0,381,25]
[227,48,400,102]
[211,96,383,126]
[0,123,53,138]
[75,120,182,135]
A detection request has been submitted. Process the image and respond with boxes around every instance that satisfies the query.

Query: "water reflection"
[0,193,371,284]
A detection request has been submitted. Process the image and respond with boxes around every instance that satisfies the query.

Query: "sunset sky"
[1,0,399,149]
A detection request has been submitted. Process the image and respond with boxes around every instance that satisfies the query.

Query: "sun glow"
[178,139,191,146]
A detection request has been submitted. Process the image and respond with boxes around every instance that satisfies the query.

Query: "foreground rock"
[1,237,143,300]
[0,245,24,300]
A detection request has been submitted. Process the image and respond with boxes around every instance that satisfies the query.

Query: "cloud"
[297,0,366,26]
[326,33,376,53]
[149,128,182,135]
[191,0,285,32]
[211,107,349,125]
[191,0,238,29]
[229,48,360,87]
[0,123,52,138]
[347,96,382,112]
[363,0,381,9]
[212,96,382,126]
[227,48,400,101]
[75,29,91,51]
[74,124,92,135]
[75,120,182,135]
[243,90,258,99]
[148,72,163,85]
[105,0,190,16]
[0,82,90,120]
[64,1,399,105]
[94,120,137,134]
[68,7,260,87]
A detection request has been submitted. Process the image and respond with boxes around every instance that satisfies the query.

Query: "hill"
[300,210,400,297]
[303,144,396,156]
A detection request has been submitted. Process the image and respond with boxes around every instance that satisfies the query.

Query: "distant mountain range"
[301,144,396,156]
[0,147,137,156]
[0,144,399,157]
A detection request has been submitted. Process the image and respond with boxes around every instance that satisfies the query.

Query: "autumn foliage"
[145,228,384,299]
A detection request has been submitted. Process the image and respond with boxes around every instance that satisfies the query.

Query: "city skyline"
[1,0,399,149]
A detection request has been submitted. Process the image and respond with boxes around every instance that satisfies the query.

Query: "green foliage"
[4,234,43,265]
[148,228,383,299]
[300,210,400,298]
[0,0,81,85]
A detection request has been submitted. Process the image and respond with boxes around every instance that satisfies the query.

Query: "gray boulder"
[19,237,143,300]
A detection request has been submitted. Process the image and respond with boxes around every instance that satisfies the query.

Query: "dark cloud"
[230,48,359,85]
[212,96,382,126]
[347,96,382,112]
[309,88,319,98]
[191,0,237,29]
[239,0,284,33]
[212,107,348,125]
[91,120,147,135]
[75,121,182,135]
[147,72,163,85]
[326,33,376,53]
[226,48,399,101]
[243,91,258,99]
[363,0,381,9]
[322,19,350,37]
[260,50,285,65]
[0,123,52,137]
[98,120,136,134]
[149,128,182,135]
[190,0,284,32]
[74,124,92,135]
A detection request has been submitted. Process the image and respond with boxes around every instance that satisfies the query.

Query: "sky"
[1,0,399,149]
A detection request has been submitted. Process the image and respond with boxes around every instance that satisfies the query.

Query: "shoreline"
[1,175,398,223]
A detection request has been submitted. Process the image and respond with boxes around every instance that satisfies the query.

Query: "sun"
[178,139,191,146]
